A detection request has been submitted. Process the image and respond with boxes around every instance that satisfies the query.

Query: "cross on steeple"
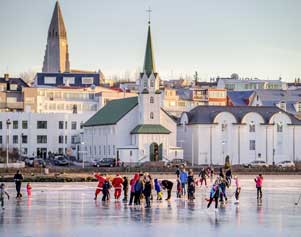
[146,7,152,24]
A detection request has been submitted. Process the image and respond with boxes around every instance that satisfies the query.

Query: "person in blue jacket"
[179,168,188,197]
[154,178,162,200]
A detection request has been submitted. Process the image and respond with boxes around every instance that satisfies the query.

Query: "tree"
[19,70,36,85]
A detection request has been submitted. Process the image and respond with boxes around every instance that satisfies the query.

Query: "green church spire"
[143,22,156,75]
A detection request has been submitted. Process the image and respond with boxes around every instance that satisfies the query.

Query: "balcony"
[0,102,24,110]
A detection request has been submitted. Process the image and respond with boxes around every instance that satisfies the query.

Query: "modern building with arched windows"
[178,106,301,165]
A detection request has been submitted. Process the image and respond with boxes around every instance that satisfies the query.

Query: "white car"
[276,160,295,168]
[243,160,269,168]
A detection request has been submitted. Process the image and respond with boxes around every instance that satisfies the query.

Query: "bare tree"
[19,70,36,85]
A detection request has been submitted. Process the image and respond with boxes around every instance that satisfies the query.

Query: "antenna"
[146,6,152,24]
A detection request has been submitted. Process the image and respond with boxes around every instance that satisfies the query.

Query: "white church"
[83,22,183,163]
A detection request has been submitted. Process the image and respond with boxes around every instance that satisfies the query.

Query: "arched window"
[144,81,147,87]
[277,122,283,133]
[150,80,154,87]
[150,112,154,119]
[249,122,255,132]
[150,96,154,104]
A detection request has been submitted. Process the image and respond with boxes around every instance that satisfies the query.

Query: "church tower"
[42,1,70,73]
[138,21,161,124]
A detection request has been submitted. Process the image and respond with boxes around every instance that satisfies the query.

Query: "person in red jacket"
[112,173,124,200]
[94,173,106,200]
[129,173,139,205]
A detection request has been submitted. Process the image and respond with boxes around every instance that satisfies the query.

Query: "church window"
[130,150,133,156]
[150,80,154,87]
[144,81,147,87]
[277,122,283,133]
[150,96,154,104]
[221,123,227,132]
[113,145,115,155]
[249,122,255,132]
[150,112,154,119]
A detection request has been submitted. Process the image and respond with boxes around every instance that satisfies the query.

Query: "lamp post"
[6,119,11,167]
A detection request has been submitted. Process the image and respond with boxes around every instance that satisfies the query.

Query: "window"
[150,96,154,104]
[150,112,154,119]
[58,148,64,154]
[13,121,18,129]
[249,140,256,150]
[22,135,27,144]
[130,150,133,156]
[65,121,67,129]
[82,77,94,84]
[71,136,77,144]
[108,145,110,155]
[37,135,47,144]
[58,135,63,144]
[71,121,77,130]
[279,101,286,111]
[104,145,106,156]
[59,121,64,129]
[99,146,101,155]
[44,77,56,84]
[249,123,255,132]
[22,121,28,129]
[0,136,2,144]
[0,121,2,129]
[221,123,227,132]
[144,81,147,87]
[150,80,154,87]
[37,121,47,129]
[277,123,283,133]
[113,145,115,155]
[13,135,18,144]
[65,136,67,144]
[23,148,28,155]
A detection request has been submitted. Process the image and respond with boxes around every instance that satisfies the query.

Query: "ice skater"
[134,175,144,205]
[102,177,111,202]
[112,173,123,200]
[199,168,208,187]
[14,170,23,199]
[176,178,182,198]
[234,176,241,203]
[129,174,139,206]
[26,183,32,197]
[161,180,173,201]
[207,181,221,209]
[122,176,129,202]
[154,178,162,200]
[225,168,232,186]
[179,168,188,197]
[143,176,152,208]
[254,174,263,199]
[187,170,195,200]
[0,183,10,210]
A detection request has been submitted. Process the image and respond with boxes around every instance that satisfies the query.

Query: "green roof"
[84,97,138,127]
[131,124,171,134]
[143,24,156,75]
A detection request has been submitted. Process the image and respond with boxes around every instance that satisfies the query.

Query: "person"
[122,176,129,202]
[234,176,241,203]
[225,168,232,186]
[199,168,208,187]
[94,173,106,200]
[0,184,10,210]
[176,178,182,198]
[219,178,228,203]
[179,168,188,197]
[175,166,180,178]
[134,175,144,205]
[112,174,123,200]
[207,181,221,209]
[187,170,195,200]
[102,177,111,202]
[219,168,225,179]
[154,178,162,200]
[129,173,139,206]
[26,183,32,197]
[143,176,152,208]
[254,174,263,199]
[161,180,173,200]
[14,170,23,198]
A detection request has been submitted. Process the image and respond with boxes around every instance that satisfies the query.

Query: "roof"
[0,77,29,89]
[182,106,301,125]
[84,97,138,127]
[143,24,156,75]
[227,91,254,106]
[48,1,67,39]
[176,88,193,100]
[131,124,171,134]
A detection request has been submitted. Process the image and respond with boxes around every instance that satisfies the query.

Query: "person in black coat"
[161,180,173,200]
[143,177,152,208]
[122,176,129,202]
[14,170,23,198]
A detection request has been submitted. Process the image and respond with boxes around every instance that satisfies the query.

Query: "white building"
[83,22,183,163]
[178,106,301,165]
[0,112,90,158]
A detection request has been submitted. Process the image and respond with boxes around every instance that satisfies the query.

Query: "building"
[249,89,301,119]
[23,86,136,114]
[227,91,253,106]
[0,112,90,158]
[178,106,301,165]
[217,77,286,91]
[0,74,29,112]
[83,22,182,163]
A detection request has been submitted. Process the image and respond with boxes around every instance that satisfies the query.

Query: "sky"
[0,0,300,81]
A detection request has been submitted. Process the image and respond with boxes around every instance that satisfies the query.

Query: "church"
[83,22,183,163]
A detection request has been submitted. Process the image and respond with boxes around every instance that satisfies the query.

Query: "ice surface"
[0,175,300,237]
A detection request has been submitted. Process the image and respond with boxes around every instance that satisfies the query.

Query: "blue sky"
[0,0,300,81]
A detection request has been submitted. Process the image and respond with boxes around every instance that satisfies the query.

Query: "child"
[219,178,228,203]
[26,183,32,197]
[176,178,182,198]
[143,176,152,208]
[199,168,208,187]
[112,174,123,200]
[102,177,111,202]
[207,182,220,209]
[234,176,241,203]
[0,183,10,210]
[161,180,173,201]
[254,174,263,199]
[122,177,128,202]
[154,178,162,200]
[187,170,195,200]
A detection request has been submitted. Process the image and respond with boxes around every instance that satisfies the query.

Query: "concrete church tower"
[138,21,161,125]
[42,1,70,73]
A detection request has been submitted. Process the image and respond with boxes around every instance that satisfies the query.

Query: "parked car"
[243,160,269,168]
[276,160,295,168]
[94,158,116,167]
[25,157,35,167]
[33,159,46,168]
[54,156,69,166]
[165,158,187,168]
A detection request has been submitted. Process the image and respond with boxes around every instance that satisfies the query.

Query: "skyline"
[0,0,300,81]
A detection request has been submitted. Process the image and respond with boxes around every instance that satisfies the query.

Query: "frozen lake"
[0,175,301,237]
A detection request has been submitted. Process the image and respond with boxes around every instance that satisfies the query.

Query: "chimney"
[4,73,9,81]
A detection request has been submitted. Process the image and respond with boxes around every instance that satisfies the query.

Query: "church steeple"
[42,1,70,73]
[143,22,156,75]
